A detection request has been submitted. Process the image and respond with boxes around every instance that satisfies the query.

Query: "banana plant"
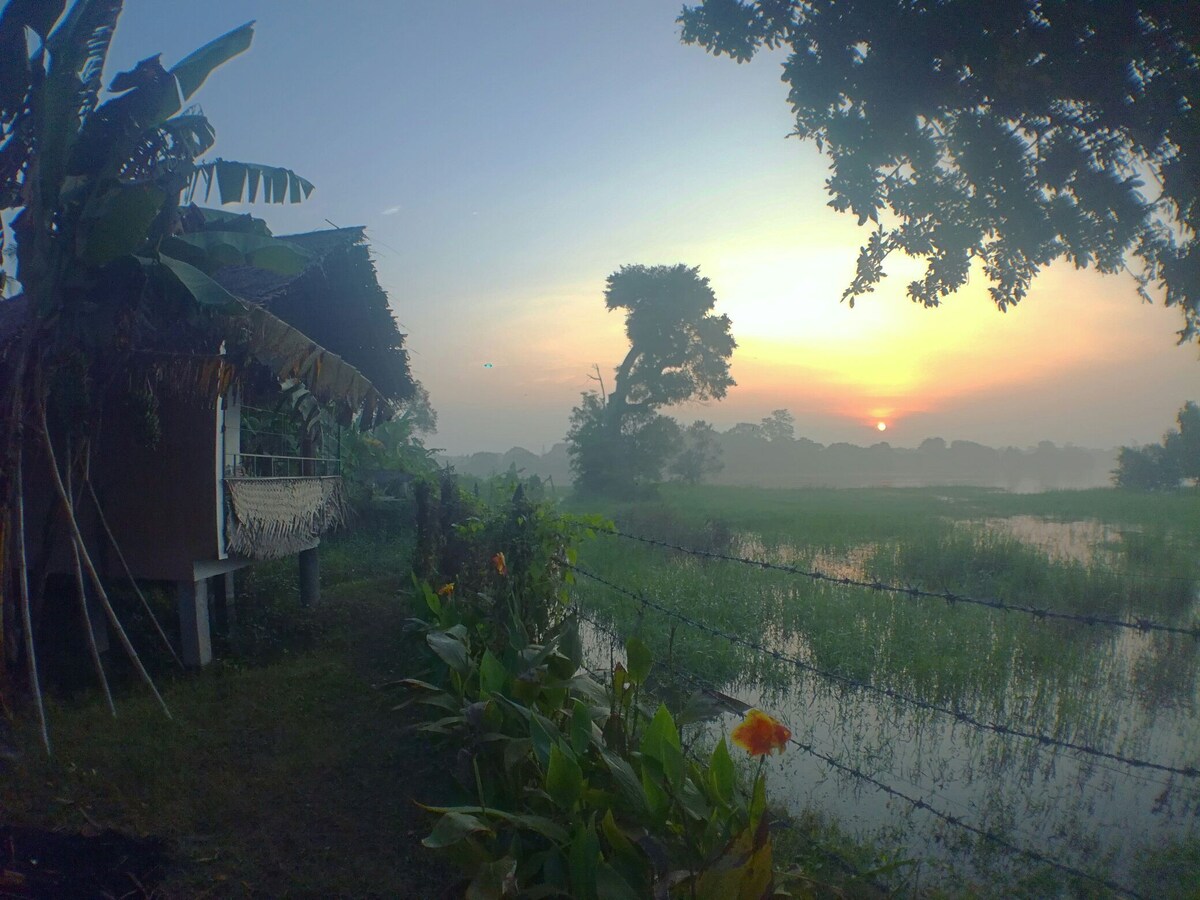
[0,1,320,738]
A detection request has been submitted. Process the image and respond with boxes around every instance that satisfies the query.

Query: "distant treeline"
[441,423,1117,492]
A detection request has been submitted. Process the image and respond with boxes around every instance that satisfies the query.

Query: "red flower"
[492,552,507,576]
[731,709,791,756]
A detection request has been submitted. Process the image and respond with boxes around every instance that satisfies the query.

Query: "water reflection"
[575,516,1200,889]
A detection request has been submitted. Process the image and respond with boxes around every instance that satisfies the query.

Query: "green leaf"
[692,818,774,900]
[161,114,216,158]
[568,673,607,707]
[679,777,713,823]
[478,649,507,697]
[191,159,314,205]
[503,736,533,773]
[640,765,670,824]
[625,636,652,685]
[529,712,556,769]
[600,809,637,860]
[426,631,469,676]
[287,170,305,203]
[425,806,569,844]
[569,699,592,756]
[749,770,767,827]
[78,183,164,266]
[170,21,254,102]
[422,810,492,849]
[545,743,583,810]
[612,662,631,709]
[216,159,246,205]
[599,749,647,817]
[167,231,312,275]
[594,863,642,900]
[568,821,600,900]
[156,252,241,310]
[640,704,684,789]
[709,737,735,805]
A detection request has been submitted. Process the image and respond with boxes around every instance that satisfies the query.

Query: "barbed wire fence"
[576,523,1200,639]
[551,520,1200,899]
[564,561,1198,779]
[566,599,1150,900]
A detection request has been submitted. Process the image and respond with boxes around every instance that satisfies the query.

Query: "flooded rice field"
[575,507,1200,892]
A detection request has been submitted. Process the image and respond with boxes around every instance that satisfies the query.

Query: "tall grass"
[569,484,1200,751]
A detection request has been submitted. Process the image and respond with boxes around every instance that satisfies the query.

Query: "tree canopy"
[604,264,736,412]
[568,265,735,494]
[680,0,1200,340]
[1113,401,1200,489]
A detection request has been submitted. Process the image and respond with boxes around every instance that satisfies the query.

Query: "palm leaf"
[38,0,123,200]
[161,114,217,159]
[0,0,65,121]
[45,0,123,127]
[162,231,312,276]
[156,253,241,310]
[190,159,315,205]
[231,305,389,427]
[170,21,254,102]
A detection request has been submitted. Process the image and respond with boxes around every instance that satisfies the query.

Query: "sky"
[105,1,1198,454]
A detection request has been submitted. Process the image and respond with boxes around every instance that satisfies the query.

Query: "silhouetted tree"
[567,393,682,493]
[680,1,1200,340]
[670,420,724,484]
[1115,401,1200,489]
[1113,444,1181,491]
[567,265,735,493]
[725,422,765,440]
[1167,401,1200,483]
[760,408,795,442]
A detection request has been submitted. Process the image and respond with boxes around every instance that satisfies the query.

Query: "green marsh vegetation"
[566,484,1200,892]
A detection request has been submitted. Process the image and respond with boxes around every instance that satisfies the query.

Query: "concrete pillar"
[298,546,320,608]
[177,578,213,667]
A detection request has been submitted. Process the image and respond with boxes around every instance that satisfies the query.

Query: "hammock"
[224,476,347,559]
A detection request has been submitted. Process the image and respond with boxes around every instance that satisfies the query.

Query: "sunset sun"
[876,421,887,432]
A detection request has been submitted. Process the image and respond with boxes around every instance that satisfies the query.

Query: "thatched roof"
[201,211,413,404]
[1,210,411,429]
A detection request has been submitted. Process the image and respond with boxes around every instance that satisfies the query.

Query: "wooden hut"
[2,207,412,667]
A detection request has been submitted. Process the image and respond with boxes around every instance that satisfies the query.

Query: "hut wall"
[85,396,222,582]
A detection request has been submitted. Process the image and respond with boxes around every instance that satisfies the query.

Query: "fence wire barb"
[564,560,1200,780]
[569,604,1147,900]
[580,525,1200,640]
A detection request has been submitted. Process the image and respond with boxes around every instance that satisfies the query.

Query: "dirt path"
[0,578,457,898]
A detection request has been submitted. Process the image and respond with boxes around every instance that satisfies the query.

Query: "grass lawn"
[0,563,458,897]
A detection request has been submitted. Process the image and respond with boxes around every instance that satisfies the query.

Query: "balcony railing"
[224,453,342,478]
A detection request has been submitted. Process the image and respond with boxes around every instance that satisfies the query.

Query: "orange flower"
[492,552,507,576]
[437,583,455,596]
[731,709,791,757]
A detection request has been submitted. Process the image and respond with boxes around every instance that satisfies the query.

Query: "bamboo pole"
[69,538,115,716]
[15,441,51,755]
[36,401,171,720]
[65,455,115,717]
[86,479,184,669]
[0,333,36,722]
